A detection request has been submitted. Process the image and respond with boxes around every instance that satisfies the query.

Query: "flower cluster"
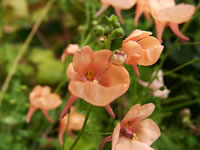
[95,0,195,42]
[26,27,164,149]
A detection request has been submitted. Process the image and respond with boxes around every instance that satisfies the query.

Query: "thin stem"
[105,34,112,49]
[55,78,68,93]
[163,98,200,111]
[164,58,200,76]
[85,132,113,135]
[161,95,188,104]
[179,41,200,45]
[0,0,55,106]
[68,105,92,150]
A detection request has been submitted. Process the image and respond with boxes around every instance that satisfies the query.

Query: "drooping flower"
[95,0,137,23]
[98,103,161,150]
[61,44,80,62]
[60,46,130,119]
[149,0,195,42]
[122,29,164,77]
[26,85,62,123]
[58,107,85,145]
[137,70,170,99]
[134,0,152,26]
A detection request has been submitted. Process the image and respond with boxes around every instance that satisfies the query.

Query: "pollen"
[84,70,95,80]
[132,133,138,140]
[93,79,98,83]
[125,120,133,127]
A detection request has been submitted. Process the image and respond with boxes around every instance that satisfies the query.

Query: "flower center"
[84,70,95,80]
[120,127,138,140]
[125,120,133,127]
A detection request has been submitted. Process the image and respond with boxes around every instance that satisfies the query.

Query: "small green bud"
[78,25,86,32]
[93,25,105,36]
[106,15,120,28]
[112,28,125,39]
[110,15,120,28]
[92,20,98,26]
[159,86,166,91]
[104,26,112,35]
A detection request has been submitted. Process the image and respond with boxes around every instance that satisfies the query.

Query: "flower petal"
[93,50,112,75]
[131,140,154,150]
[123,29,152,43]
[122,40,142,57]
[157,4,195,24]
[68,112,85,130]
[34,94,62,110]
[136,103,155,120]
[152,88,170,99]
[69,64,130,106]
[66,63,76,80]
[134,119,161,145]
[112,123,121,150]
[102,0,137,9]
[73,46,93,75]
[137,36,164,66]
[115,138,153,150]
[61,44,80,62]
[121,104,141,124]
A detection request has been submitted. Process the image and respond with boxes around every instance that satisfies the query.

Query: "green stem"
[163,98,200,111]
[68,105,92,150]
[179,41,200,45]
[0,0,55,106]
[85,132,112,135]
[80,1,91,43]
[105,34,112,49]
[164,58,200,76]
[81,33,92,46]
[55,78,68,93]
[161,95,188,104]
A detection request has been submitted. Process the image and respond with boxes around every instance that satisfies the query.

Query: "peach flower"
[95,0,136,23]
[60,46,130,119]
[26,85,62,123]
[149,0,195,42]
[61,44,80,62]
[58,107,85,145]
[122,29,164,77]
[134,0,152,26]
[99,103,161,150]
[138,70,170,99]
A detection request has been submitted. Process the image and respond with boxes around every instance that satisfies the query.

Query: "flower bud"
[112,28,125,39]
[181,108,191,117]
[110,50,127,65]
[159,86,166,91]
[106,15,120,28]
[110,15,120,28]
[93,25,105,37]
[104,26,112,35]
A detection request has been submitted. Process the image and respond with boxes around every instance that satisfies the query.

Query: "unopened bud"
[106,15,120,28]
[159,86,166,91]
[104,26,112,35]
[93,25,105,37]
[110,50,127,65]
[112,28,125,39]
[181,108,191,117]
[78,25,86,32]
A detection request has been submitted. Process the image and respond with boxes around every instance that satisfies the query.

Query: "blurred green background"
[0,0,200,150]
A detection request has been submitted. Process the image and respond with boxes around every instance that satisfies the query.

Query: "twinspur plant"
[0,0,200,150]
